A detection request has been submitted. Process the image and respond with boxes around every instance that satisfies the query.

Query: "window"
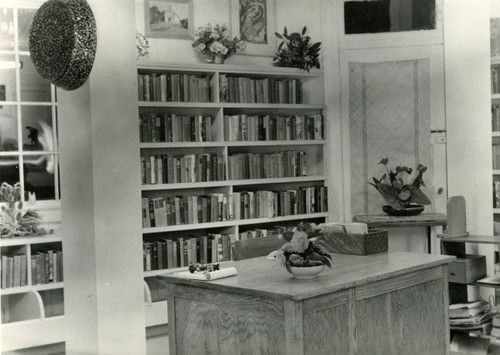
[344,0,436,35]
[0,3,60,202]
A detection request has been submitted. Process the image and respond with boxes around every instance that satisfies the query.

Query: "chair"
[231,235,284,261]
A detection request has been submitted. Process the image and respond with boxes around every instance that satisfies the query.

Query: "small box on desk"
[448,254,487,284]
[315,229,388,255]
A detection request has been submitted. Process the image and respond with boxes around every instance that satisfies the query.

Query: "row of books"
[219,74,303,104]
[224,114,324,141]
[227,151,308,180]
[1,250,63,289]
[141,187,328,228]
[495,181,500,208]
[31,250,63,285]
[238,226,288,241]
[493,144,500,169]
[139,113,213,143]
[138,72,211,102]
[1,254,27,289]
[140,153,225,185]
[143,233,235,271]
[143,226,295,271]
[493,105,500,132]
[492,67,500,94]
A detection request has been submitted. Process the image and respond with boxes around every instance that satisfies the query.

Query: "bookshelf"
[137,61,327,328]
[1,234,65,351]
[492,57,500,226]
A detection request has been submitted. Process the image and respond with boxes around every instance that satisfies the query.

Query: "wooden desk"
[162,252,454,355]
[352,213,447,253]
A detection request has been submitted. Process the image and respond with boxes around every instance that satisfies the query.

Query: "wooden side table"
[352,213,447,253]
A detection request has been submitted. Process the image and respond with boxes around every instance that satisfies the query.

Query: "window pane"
[0,155,19,185]
[0,54,17,102]
[18,8,36,52]
[344,0,436,34]
[20,55,51,102]
[0,105,18,151]
[21,106,53,151]
[24,153,56,200]
[0,8,14,50]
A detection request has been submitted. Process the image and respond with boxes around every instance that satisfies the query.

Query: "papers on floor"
[173,267,238,281]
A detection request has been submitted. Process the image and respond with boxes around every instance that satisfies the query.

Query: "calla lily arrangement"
[267,222,332,272]
[1,182,42,237]
[369,158,431,210]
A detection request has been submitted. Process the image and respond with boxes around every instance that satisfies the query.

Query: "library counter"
[162,252,454,355]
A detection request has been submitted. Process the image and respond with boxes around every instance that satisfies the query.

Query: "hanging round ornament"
[29,0,97,91]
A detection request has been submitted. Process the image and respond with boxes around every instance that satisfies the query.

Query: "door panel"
[340,46,446,220]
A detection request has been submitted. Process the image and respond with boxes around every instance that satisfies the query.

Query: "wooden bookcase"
[137,62,328,328]
[1,234,65,351]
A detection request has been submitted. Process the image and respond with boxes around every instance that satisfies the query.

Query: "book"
[449,300,490,319]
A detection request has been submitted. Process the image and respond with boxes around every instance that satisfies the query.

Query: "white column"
[444,0,493,300]
[58,0,146,353]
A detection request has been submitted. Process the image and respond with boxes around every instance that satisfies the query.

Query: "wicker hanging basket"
[29,0,97,91]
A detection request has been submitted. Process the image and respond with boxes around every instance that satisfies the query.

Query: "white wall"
[445,1,492,300]
[135,0,324,67]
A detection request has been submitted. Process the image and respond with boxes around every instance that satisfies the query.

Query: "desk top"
[352,213,447,227]
[161,252,454,301]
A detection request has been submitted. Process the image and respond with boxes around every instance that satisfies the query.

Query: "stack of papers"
[476,275,500,285]
[449,300,496,332]
[173,267,238,281]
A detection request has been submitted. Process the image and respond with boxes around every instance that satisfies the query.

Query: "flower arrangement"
[192,24,246,62]
[368,158,431,210]
[267,222,332,273]
[1,182,42,237]
[136,31,149,59]
[273,26,321,72]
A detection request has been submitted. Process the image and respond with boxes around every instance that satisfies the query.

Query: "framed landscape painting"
[231,0,276,56]
[145,0,193,39]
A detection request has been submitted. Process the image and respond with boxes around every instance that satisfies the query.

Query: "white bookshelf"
[137,62,327,329]
[1,234,64,351]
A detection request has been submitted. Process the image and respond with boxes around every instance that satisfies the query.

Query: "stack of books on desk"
[449,300,495,335]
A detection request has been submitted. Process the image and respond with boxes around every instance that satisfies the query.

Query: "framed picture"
[231,0,276,56]
[145,0,193,39]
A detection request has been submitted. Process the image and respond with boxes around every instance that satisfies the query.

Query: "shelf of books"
[1,234,65,351]
[137,61,327,328]
[493,56,500,226]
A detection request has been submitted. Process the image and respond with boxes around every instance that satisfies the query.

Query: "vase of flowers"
[369,158,431,216]
[273,26,321,72]
[1,182,42,237]
[267,222,332,279]
[192,24,246,64]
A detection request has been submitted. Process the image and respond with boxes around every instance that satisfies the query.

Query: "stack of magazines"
[449,299,496,335]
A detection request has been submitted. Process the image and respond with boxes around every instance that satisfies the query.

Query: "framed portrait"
[230,0,276,56]
[145,0,193,39]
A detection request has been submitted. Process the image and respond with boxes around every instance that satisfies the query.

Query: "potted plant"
[273,26,321,72]
[267,222,332,279]
[1,182,42,237]
[192,24,246,64]
[368,158,431,216]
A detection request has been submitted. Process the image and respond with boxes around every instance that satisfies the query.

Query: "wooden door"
[339,45,447,220]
